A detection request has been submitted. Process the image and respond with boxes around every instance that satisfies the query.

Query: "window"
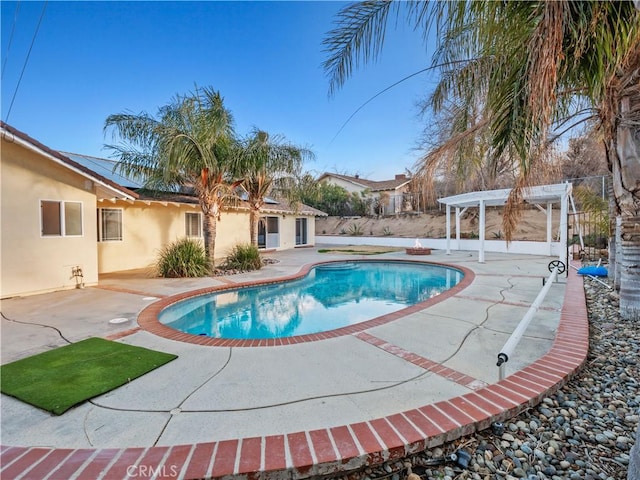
[266,216,279,233]
[41,201,61,236]
[295,218,308,245]
[41,200,82,236]
[64,202,83,236]
[98,208,123,241]
[185,212,202,237]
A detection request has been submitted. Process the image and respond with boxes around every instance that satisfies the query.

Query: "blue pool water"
[159,261,463,339]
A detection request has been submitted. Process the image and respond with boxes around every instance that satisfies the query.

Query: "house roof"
[60,152,145,189]
[1,122,326,216]
[0,122,138,201]
[127,190,327,216]
[317,172,411,192]
[262,198,328,217]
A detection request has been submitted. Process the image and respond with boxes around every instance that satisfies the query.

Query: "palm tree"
[233,129,314,246]
[323,1,640,319]
[104,86,238,270]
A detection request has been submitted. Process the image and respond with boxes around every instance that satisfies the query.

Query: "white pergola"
[438,183,572,264]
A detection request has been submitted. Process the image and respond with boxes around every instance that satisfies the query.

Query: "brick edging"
[137,259,475,347]
[0,263,589,480]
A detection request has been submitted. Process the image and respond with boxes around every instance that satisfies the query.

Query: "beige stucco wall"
[97,203,252,273]
[321,176,364,195]
[261,214,317,251]
[211,210,252,259]
[1,140,99,298]
[1,132,322,295]
[98,206,319,273]
[306,215,317,245]
[279,215,297,250]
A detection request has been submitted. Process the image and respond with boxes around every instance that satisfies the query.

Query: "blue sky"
[1,1,437,181]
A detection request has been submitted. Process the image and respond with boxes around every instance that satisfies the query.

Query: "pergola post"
[560,192,568,267]
[479,199,486,263]
[547,201,553,255]
[455,207,461,250]
[446,204,451,254]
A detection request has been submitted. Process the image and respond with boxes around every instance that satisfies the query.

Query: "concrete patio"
[0,247,588,479]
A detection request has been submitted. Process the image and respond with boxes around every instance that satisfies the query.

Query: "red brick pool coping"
[0,262,589,480]
[137,259,475,347]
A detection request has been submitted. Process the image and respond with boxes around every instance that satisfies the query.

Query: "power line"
[1,0,21,79]
[4,0,48,123]
[328,66,433,145]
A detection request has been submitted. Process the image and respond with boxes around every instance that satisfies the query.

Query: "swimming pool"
[158,261,463,340]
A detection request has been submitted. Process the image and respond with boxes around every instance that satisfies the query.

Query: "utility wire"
[4,0,48,123]
[328,57,482,144]
[1,0,21,79]
[329,66,433,145]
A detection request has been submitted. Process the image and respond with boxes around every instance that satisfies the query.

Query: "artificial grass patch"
[0,337,177,415]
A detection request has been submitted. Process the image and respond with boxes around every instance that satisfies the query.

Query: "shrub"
[222,243,262,271]
[156,238,209,278]
[348,223,364,236]
[382,226,393,236]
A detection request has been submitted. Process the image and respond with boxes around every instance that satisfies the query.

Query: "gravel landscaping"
[329,276,638,480]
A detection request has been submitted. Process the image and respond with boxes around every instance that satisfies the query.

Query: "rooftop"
[318,172,411,191]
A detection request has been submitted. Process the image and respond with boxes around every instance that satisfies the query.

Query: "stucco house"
[0,122,326,298]
[317,172,413,215]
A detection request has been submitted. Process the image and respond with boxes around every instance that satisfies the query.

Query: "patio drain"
[108,317,130,324]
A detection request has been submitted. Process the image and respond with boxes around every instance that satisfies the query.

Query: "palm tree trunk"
[614,216,622,291]
[612,95,640,320]
[620,216,640,320]
[203,208,218,271]
[608,177,615,281]
[249,207,260,246]
[630,422,640,480]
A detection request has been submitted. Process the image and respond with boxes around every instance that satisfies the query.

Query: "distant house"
[0,122,326,298]
[317,172,413,215]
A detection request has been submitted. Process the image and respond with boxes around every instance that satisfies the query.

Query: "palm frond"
[322,1,394,96]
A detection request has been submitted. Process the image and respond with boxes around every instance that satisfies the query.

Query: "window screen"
[185,212,202,237]
[100,208,122,241]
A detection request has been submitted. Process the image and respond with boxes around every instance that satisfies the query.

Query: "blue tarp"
[577,266,608,277]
